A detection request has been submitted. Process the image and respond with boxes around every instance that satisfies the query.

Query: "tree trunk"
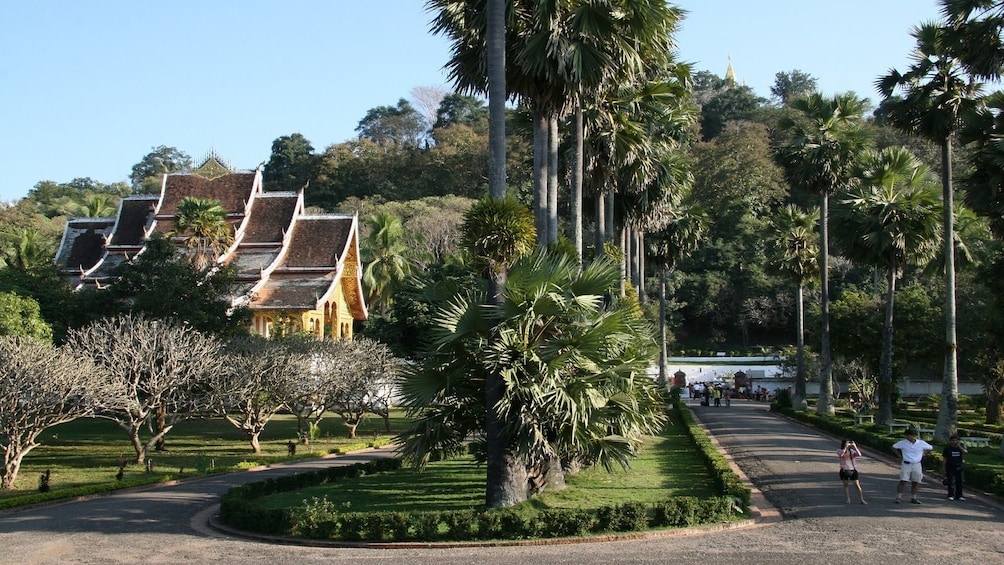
[1,451,26,490]
[533,112,549,246]
[129,427,146,465]
[346,422,358,439]
[877,267,897,425]
[572,106,584,262]
[548,115,559,245]
[154,406,167,451]
[249,432,262,454]
[817,192,834,415]
[794,283,808,410]
[594,191,605,259]
[658,271,668,389]
[486,0,506,200]
[637,230,645,305]
[540,456,566,493]
[935,138,959,443]
[485,270,527,508]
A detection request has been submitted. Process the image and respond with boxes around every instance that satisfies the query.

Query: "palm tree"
[767,205,820,411]
[647,201,708,388]
[877,21,983,441]
[960,90,1004,238]
[0,228,54,272]
[362,212,413,317]
[833,147,943,424]
[172,197,232,270]
[486,0,506,200]
[460,197,536,508]
[775,92,870,415]
[397,247,664,501]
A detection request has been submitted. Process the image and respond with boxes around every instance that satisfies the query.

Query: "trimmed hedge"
[217,411,751,542]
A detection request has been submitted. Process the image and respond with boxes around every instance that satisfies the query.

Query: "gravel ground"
[1,402,1002,565]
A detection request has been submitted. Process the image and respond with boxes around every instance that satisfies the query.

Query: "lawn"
[1,411,408,500]
[249,420,717,514]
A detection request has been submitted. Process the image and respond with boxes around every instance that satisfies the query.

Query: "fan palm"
[396,247,664,502]
[172,197,232,270]
[767,205,820,410]
[877,20,983,441]
[833,147,943,424]
[775,92,870,415]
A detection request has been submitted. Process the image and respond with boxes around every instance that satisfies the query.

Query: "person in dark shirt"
[941,434,968,501]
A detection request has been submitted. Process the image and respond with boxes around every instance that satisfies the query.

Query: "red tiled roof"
[242,194,297,243]
[109,198,156,246]
[280,217,352,269]
[158,172,256,216]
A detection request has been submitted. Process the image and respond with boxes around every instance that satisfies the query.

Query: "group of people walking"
[837,427,967,504]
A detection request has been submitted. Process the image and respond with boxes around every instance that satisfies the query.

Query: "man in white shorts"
[892,428,933,504]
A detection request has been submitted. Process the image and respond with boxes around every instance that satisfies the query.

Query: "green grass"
[250,422,716,515]
[1,411,408,500]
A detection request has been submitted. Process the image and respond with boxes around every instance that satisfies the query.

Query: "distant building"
[54,153,367,339]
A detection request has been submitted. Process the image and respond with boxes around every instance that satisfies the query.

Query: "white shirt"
[892,438,932,463]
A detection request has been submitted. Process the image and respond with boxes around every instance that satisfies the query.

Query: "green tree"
[767,205,819,409]
[263,133,318,192]
[0,291,52,341]
[0,228,55,272]
[172,197,233,270]
[775,92,871,415]
[833,147,943,424]
[130,146,191,194]
[355,99,427,147]
[770,70,818,106]
[434,93,489,130]
[460,196,537,508]
[361,212,413,317]
[700,85,766,140]
[877,19,984,441]
[103,234,251,337]
[397,249,664,499]
[647,201,708,387]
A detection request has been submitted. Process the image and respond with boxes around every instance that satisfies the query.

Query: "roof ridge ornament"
[192,148,233,180]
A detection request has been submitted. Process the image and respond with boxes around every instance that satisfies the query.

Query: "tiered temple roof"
[54,155,367,338]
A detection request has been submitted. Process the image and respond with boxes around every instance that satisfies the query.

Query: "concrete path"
[1,402,1002,564]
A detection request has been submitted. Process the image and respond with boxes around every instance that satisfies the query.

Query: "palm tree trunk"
[818,192,834,415]
[572,106,584,262]
[658,270,668,389]
[637,230,646,305]
[936,138,959,442]
[486,0,506,200]
[794,283,808,410]
[548,116,559,245]
[594,191,605,259]
[485,270,528,508]
[533,111,549,246]
[878,267,897,425]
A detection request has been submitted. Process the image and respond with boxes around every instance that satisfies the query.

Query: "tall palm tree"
[460,197,536,508]
[775,92,870,415]
[647,200,708,388]
[877,21,983,441]
[172,197,232,270]
[940,0,1004,82]
[833,147,943,424]
[362,212,413,317]
[960,90,1004,237]
[767,205,820,411]
[486,0,506,200]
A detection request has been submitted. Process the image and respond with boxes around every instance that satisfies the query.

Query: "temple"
[54,153,367,339]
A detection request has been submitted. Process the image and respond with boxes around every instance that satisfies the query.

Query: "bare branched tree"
[65,315,224,464]
[0,336,103,489]
[210,336,307,453]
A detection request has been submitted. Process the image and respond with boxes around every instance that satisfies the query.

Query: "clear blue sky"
[0,0,942,203]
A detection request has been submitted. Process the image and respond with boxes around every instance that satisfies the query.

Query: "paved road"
[1,402,1002,564]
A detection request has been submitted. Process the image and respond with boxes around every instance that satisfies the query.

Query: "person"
[713,386,722,407]
[838,439,867,504]
[941,434,968,501]
[892,428,933,504]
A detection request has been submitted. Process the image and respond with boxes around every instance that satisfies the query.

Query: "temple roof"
[54,163,367,322]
